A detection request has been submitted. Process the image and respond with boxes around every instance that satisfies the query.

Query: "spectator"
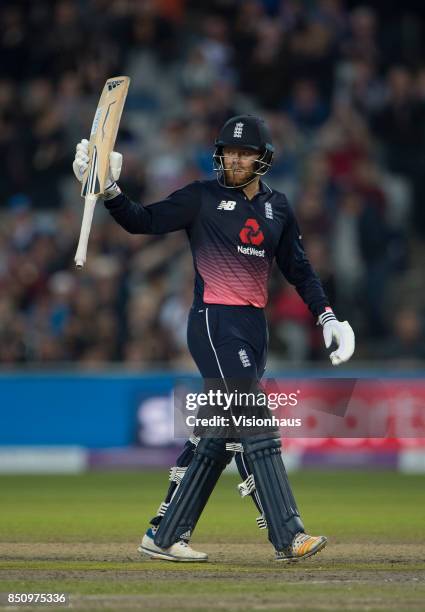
[378,308,425,361]
[0,0,422,366]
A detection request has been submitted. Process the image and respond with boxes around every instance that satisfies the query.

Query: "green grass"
[1,470,424,542]
[0,470,424,611]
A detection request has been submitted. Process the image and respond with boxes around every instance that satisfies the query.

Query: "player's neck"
[242,178,261,200]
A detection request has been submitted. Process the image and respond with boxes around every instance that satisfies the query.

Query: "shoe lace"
[279,533,313,557]
[288,532,311,553]
[294,533,310,545]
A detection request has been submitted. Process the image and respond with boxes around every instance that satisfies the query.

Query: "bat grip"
[75,194,98,268]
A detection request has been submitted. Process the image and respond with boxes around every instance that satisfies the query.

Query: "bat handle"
[75,194,98,268]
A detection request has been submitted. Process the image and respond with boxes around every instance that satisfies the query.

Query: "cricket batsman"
[73,115,355,563]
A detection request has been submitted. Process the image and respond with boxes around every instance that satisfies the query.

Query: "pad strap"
[156,502,169,517]
[226,442,243,452]
[169,466,187,484]
[256,515,267,529]
[237,474,256,497]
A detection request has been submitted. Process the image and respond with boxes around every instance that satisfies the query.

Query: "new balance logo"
[265,201,273,219]
[233,122,244,138]
[217,200,236,211]
[238,348,251,368]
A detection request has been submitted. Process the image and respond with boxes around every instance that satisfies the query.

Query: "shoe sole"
[138,545,208,563]
[276,537,328,563]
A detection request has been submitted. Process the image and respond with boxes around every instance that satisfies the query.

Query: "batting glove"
[318,308,355,366]
[72,138,122,200]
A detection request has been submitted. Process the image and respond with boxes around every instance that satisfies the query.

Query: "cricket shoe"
[138,527,208,562]
[276,532,327,562]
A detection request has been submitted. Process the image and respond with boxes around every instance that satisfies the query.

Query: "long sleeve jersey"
[104,179,330,316]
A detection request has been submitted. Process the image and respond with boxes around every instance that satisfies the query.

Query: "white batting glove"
[72,139,122,199]
[318,308,355,366]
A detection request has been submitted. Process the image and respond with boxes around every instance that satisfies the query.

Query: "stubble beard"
[224,169,255,187]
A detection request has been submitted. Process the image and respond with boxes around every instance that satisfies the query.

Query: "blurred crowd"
[1,0,425,367]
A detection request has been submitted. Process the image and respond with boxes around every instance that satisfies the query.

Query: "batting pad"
[242,432,304,551]
[154,438,233,549]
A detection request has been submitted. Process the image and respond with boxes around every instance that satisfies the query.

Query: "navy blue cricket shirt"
[104,179,330,316]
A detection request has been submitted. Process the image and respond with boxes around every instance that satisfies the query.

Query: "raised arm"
[103,182,201,235]
[73,138,201,235]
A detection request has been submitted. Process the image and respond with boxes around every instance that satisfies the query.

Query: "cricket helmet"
[213,114,274,188]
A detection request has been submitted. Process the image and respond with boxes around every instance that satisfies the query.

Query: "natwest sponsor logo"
[239,218,264,246]
[237,245,265,257]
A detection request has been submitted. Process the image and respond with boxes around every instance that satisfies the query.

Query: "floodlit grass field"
[0,470,424,611]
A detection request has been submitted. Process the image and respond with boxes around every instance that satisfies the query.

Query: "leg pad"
[242,432,304,550]
[154,438,233,549]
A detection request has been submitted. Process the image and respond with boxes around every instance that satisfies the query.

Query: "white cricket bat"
[75,76,130,268]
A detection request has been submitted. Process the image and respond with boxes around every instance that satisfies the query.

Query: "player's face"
[222,146,259,186]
